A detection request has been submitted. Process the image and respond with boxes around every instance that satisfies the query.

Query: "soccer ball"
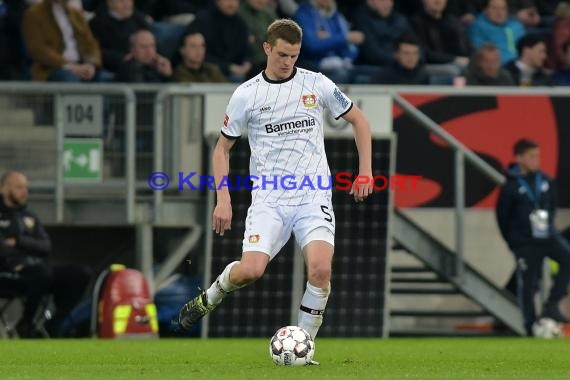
[532,318,563,338]
[269,326,315,366]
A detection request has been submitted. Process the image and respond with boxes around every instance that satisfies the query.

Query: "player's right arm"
[212,87,248,236]
[212,135,236,236]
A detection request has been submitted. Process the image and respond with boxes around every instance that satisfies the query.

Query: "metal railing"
[390,93,506,282]
[0,82,136,223]
[152,84,237,222]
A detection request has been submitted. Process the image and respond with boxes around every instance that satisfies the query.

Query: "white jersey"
[221,67,353,205]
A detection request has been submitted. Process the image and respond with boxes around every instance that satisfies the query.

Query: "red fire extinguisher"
[91,264,159,338]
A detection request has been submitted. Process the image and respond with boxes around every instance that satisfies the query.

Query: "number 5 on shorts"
[320,205,333,222]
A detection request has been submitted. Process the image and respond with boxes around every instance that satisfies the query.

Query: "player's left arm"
[342,105,373,202]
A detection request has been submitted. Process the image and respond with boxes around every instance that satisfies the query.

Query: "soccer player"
[178,19,373,361]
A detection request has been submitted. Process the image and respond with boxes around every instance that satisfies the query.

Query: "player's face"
[1,174,28,207]
[264,39,300,80]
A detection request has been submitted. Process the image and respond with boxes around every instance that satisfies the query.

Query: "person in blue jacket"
[496,138,570,335]
[294,0,364,83]
[469,0,526,65]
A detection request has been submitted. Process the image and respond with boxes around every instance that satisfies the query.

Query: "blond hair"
[266,19,302,47]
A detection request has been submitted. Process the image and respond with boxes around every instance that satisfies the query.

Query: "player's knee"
[308,262,331,286]
[236,263,266,284]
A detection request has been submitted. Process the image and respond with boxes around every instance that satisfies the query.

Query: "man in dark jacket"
[173,31,227,83]
[496,139,570,335]
[369,34,430,84]
[115,30,173,83]
[0,171,51,337]
[464,43,515,85]
[0,171,91,337]
[410,0,472,66]
[505,34,553,86]
[186,0,252,82]
[89,0,150,75]
[352,0,413,67]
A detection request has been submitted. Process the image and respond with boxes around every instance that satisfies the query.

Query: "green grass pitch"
[0,338,569,379]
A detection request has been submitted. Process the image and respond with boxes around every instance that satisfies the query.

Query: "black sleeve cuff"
[335,102,353,120]
[221,131,240,140]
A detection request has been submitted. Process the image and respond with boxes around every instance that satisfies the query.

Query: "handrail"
[390,92,506,282]
[0,83,136,224]
[391,93,505,186]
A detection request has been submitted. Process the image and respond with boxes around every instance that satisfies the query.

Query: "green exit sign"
[63,138,102,182]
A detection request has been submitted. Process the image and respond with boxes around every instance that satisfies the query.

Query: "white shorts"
[242,196,335,260]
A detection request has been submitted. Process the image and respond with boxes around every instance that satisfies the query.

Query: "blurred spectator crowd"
[0,0,569,86]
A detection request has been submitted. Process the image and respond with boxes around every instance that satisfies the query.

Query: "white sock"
[206,261,240,306]
[298,281,330,340]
